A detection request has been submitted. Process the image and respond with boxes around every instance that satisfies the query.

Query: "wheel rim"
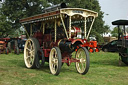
[49,48,59,75]
[76,48,87,74]
[24,39,35,68]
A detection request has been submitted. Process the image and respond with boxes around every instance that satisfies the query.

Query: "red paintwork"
[82,40,99,52]
[95,47,100,52]
[0,38,10,41]
[32,26,98,66]
[33,32,60,57]
[0,38,10,54]
[71,26,82,38]
[33,32,43,46]
[62,57,79,66]
[43,49,51,57]
[69,38,84,44]
[82,40,97,48]
[121,36,128,39]
[89,48,94,53]
[61,52,79,66]
[0,41,5,44]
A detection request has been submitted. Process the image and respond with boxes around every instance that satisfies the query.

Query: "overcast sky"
[98,0,128,29]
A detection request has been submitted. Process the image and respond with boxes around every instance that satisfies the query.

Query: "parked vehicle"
[102,40,121,52]
[83,40,100,52]
[20,3,98,75]
[14,38,26,55]
[112,19,128,65]
[0,38,10,54]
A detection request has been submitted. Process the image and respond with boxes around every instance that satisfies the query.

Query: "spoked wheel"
[75,47,90,75]
[49,47,62,75]
[24,37,39,69]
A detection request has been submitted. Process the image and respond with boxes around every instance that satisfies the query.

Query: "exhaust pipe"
[43,3,67,12]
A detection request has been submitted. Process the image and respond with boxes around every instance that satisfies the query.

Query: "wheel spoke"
[26,55,30,60]
[81,63,84,71]
[26,47,31,52]
[26,56,31,64]
[30,49,35,55]
[54,58,58,64]
[30,56,34,65]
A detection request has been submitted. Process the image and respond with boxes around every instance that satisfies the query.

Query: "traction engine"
[20,3,98,75]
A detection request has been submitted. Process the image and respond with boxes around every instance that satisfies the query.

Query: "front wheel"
[49,47,62,76]
[75,47,90,75]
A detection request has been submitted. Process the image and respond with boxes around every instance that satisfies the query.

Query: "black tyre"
[121,55,128,65]
[49,47,62,76]
[31,38,45,69]
[75,47,90,75]
[24,37,39,69]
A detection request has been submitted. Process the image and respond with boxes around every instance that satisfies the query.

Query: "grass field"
[0,52,128,85]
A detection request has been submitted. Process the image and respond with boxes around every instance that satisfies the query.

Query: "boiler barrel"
[58,40,74,53]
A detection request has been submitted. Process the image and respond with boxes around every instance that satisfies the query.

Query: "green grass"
[0,52,128,85]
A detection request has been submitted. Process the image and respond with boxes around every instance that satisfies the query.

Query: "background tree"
[111,27,118,38]
[0,0,49,37]
[0,0,110,43]
[0,14,12,37]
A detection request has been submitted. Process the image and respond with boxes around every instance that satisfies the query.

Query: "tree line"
[0,0,110,43]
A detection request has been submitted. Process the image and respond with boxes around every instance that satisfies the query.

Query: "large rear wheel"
[75,47,90,75]
[24,37,39,69]
[49,47,62,75]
